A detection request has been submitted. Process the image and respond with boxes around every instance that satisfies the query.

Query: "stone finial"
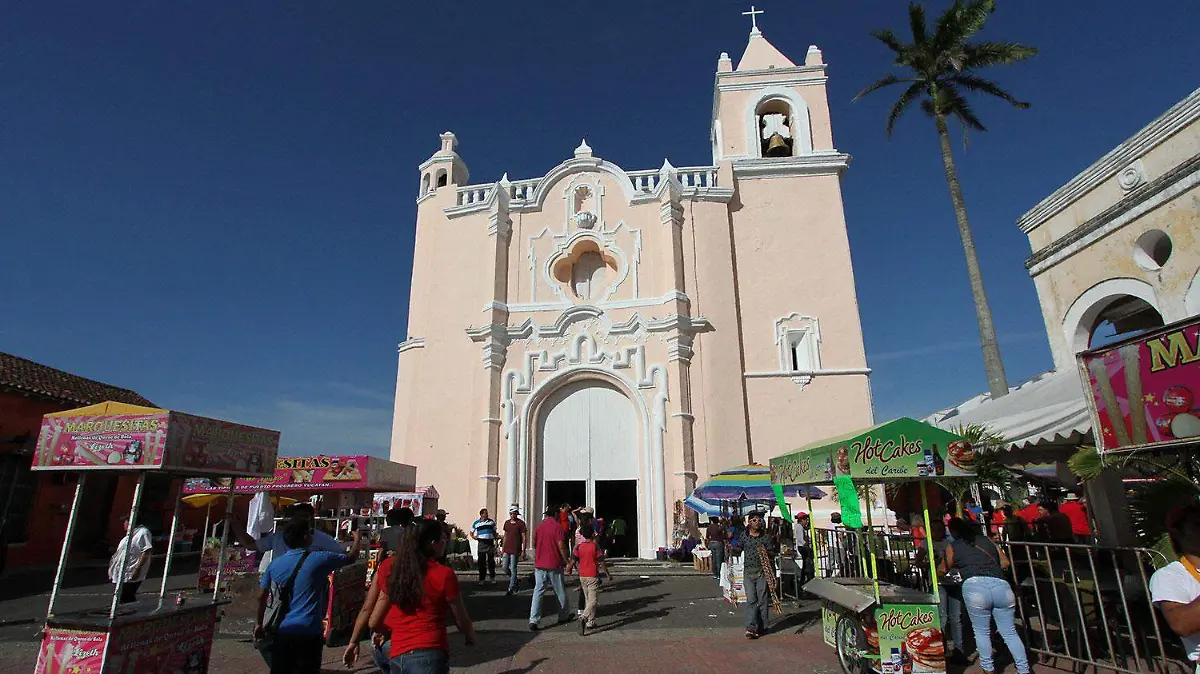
[439,131,457,154]
[574,139,593,158]
[499,172,510,187]
[805,45,824,66]
[658,158,677,177]
[717,51,733,73]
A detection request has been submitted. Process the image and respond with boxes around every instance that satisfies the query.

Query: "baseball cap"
[509,505,521,513]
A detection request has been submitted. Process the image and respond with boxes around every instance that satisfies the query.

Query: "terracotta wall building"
[0,352,161,572]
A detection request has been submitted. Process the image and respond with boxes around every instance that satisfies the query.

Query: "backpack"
[262,550,311,636]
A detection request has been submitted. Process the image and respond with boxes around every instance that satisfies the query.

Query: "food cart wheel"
[835,613,873,674]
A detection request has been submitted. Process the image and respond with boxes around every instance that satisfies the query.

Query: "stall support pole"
[202,502,212,541]
[157,484,186,609]
[919,479,940,602]
[46,474,87,619]
[211,479,237,602]
[806,493,820,578]
[863,485,881,602]
[110,472,148,619]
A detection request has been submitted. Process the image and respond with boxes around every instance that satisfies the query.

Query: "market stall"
[30,401,279,674]
[770,417,976,674]
[182,453,417,644]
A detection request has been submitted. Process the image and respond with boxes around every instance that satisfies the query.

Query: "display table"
[37,601,223,673]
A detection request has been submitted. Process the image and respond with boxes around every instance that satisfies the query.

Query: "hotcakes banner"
[770,418,973,484]
[876,603,945,674]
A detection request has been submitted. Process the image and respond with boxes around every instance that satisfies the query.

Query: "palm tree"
[1069,445,1200,557]
[856,0,1036,399]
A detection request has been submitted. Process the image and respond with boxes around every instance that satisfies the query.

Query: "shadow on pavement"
[447,629,542,670]
[769,605,822,634]
[496,657,548,674]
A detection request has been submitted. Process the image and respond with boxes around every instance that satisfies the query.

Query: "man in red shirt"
[1060,494,1091,544]
[501,506,528,596]
[1016,497,1046,526]
[529,505,573,631]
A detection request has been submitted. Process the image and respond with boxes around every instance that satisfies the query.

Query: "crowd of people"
[174,488,1200,674]
[236,499,625,673]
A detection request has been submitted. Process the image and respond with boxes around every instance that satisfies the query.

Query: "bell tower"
[711,24,834,163]
[417,131,470,198]
[708,15,872,462]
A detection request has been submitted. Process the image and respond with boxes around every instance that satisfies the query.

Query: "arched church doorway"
[536,379,640,557]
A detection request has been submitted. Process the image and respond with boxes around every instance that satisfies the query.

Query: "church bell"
[764,133,790,157]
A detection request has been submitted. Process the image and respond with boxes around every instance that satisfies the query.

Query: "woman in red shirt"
[370,519,477,674]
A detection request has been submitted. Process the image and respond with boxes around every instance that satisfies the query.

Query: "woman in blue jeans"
[371,520,476,674]
[943,517,1030,674]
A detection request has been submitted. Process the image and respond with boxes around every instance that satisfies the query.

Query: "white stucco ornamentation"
[1117,161,1147,191]
[573,211,597,229]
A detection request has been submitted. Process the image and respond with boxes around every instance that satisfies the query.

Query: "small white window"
[786,330,814,373]
[775,315,821,388]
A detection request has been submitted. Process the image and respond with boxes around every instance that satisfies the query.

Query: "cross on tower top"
[742,5,764,33]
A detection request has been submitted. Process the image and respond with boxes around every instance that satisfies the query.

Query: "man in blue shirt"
[254,514,362,674]
[471,508,498,584]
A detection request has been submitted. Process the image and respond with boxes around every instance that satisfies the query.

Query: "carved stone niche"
[551,239,619,303]
[572,185,597,229]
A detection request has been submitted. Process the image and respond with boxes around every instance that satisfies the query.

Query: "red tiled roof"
[0,352,155,408]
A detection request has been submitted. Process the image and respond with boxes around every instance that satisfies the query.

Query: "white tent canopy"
[926,369,1093,450]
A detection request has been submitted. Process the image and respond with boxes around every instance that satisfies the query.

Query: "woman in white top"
[1150,504,1200,674]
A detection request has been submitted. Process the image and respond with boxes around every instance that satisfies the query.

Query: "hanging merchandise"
[771,483,794,523]
[834,475,863,529]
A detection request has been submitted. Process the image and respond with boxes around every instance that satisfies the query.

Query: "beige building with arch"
[1020,88,1200,363]
[389,28,874,557]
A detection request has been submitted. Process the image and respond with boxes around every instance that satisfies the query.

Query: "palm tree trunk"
[934,114,1009,399]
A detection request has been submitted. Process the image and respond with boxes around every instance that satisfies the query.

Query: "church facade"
[390,28,874,558]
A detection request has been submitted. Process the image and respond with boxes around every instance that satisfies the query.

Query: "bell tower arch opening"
[757,98,794,157]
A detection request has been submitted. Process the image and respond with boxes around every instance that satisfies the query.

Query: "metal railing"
[999,540,1190,674]
[804,528,1192,674]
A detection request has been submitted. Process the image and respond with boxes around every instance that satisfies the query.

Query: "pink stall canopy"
[181,454,417,494]
[31,402,279,477]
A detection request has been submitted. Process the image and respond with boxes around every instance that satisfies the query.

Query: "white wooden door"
[538,380,637,508]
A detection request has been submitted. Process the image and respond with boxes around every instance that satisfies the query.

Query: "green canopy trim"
[769,417,973,485]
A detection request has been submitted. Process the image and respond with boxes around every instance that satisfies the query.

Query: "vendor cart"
[30,401,279,674]
[770,417,976,674]
[181,453,416,644]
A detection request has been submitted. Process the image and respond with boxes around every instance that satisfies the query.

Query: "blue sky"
[3,1,1197,457]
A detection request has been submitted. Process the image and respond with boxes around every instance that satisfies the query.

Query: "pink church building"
[390,27,874,558]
